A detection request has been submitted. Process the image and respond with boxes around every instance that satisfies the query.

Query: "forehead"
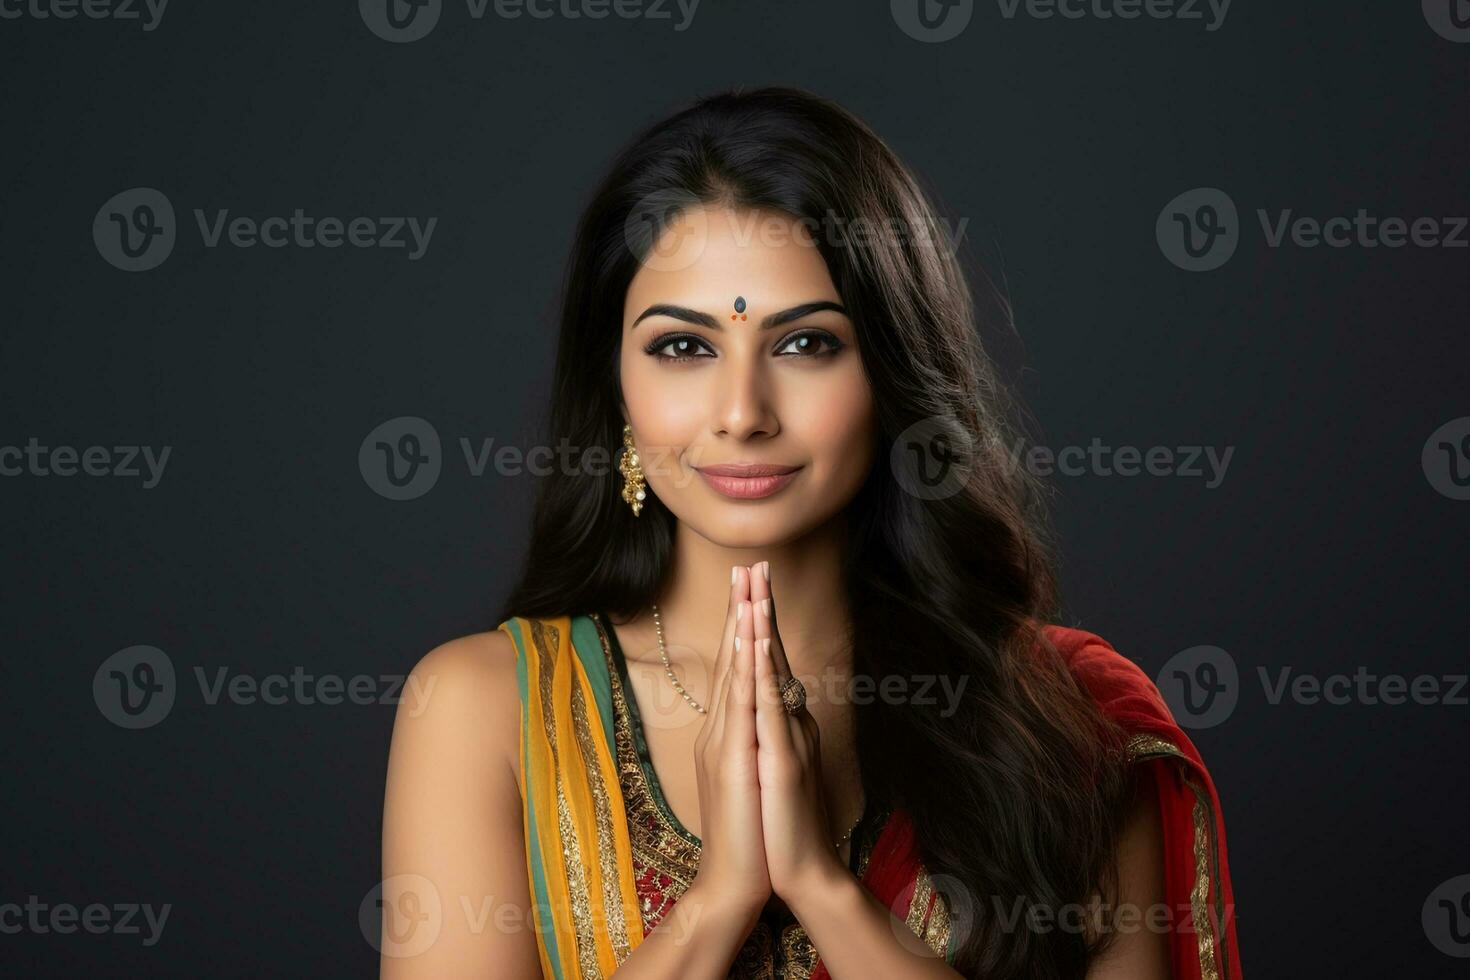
[623,205,839,319]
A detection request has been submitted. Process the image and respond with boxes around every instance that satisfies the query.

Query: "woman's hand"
[747,561,851,908]
[687,565,771,918]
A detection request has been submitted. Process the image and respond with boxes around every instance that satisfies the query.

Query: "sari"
[497,613,1242,979]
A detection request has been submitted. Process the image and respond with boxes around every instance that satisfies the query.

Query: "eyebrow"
[631,300,849,331]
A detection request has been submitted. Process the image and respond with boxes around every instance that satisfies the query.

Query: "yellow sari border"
[500,614,645,980]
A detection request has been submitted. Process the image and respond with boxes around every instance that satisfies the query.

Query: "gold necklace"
[650,601,864,851]
[651,602,707,715]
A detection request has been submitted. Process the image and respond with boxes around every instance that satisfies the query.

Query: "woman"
[380,86,1242,979]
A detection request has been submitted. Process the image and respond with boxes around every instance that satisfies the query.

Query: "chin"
[686,494,848,549]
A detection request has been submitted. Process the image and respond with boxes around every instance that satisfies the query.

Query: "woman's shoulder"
[396,629,522,770]
[1034,624,1191,760]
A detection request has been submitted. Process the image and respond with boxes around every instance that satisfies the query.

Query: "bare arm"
[379,632,543,979]
[1085,767,1171,979]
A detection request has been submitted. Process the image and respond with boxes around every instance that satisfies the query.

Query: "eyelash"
[643,330,845,363]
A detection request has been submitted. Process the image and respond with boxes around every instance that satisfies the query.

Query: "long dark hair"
[498,85,1131,979]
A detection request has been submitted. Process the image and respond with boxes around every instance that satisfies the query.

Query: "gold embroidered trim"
[530,620,604,980]
[779,920,817,978]
[1124,732,1225,980]
[906,871,934,936]
[591,615,702,928]
[568,654,633,962]
[1125,732,1183,762]
[1189,783,1221,980]
[898,867,952,960]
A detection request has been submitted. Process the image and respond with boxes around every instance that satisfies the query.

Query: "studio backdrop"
[2,1,1467,976]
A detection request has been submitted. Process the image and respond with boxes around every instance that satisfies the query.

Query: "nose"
[712,354,779,441]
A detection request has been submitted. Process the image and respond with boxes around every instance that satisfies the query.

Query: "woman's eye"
[776,330,844,358]
[646,334,715,362]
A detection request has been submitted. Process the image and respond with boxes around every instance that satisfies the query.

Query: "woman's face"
[619,204,875,548]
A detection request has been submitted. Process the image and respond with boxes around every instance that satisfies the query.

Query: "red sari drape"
[811,625,1243,979]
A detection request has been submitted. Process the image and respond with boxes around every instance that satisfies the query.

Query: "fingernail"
[762,638,772,658]
[737,602,745,621]
[731,565,737,586]
[761,598,771,616]
[735,636,742,652]
[762,561,770,581]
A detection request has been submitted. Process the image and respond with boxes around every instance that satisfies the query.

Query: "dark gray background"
[2,0,1467,975]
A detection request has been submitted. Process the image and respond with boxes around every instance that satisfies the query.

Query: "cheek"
[790,371,876,483]
[620,352,700,465]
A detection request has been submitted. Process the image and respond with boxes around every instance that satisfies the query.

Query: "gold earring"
[619,423,647,516]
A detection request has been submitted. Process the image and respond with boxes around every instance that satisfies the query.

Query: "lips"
[694,463,802,499]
